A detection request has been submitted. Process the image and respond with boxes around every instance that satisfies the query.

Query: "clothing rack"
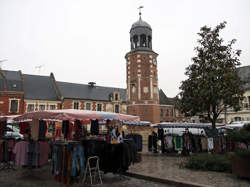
[0,137,16,171]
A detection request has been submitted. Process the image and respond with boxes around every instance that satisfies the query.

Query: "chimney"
[88,82,96,87]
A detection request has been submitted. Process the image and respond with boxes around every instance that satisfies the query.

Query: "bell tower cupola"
[130,12,152,51]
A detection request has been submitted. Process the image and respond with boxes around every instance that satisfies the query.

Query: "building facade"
[0,70,24,115]
[219,65,250,123]
[0,14,183,123]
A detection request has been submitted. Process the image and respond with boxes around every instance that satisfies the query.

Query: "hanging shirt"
[19,122,29,134]
[39,120,47,140]
[207,137,214,151]
[201,137,208,151]
[173,136,183,151]
[165,136,173,149]
[31,119,39,141]
[39,141,51,166]
[13,141,29,166]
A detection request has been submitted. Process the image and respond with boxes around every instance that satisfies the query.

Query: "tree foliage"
[177,22,245,151]
[178,22,244,122]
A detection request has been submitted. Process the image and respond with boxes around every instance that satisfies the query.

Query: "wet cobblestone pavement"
[128,152,250,187]
[0,164,171,187]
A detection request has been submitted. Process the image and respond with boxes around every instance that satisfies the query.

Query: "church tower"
[125,10,160,123]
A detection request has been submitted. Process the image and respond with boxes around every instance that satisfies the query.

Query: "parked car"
[4,125,24,140]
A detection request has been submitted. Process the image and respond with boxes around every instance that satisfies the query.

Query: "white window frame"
[9,98,20,113]
[38,103,46,111]
[85,102,92,110]
[26,103,35,112]
[97,103,102,111]
[49,104,57,110]
[73,100,80,110]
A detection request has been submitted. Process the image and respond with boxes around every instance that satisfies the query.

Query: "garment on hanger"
[62,120,69,139]
[39,120,47,140]
[200,136,208,151]
[173,136,183,151]
[0,120,7,138]
[90,119,99,135]
[165,136,173,149]
[13,141,29,166]
[74,120,83,140]
[31,119,39,141]
[207,137,214,151]
[19,122,29,134]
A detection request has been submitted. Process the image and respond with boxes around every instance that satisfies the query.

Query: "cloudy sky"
[0,0,249,97]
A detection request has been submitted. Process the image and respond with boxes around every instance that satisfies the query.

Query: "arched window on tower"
[140,34,147,47]
[133,35,139,48]
[148,36,152,48]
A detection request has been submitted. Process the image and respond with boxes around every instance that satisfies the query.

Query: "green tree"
[178,22,245,151]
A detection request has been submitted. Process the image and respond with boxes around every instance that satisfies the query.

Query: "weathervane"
[138,6,144,19]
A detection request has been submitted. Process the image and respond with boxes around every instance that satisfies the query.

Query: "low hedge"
[185,153,232,173]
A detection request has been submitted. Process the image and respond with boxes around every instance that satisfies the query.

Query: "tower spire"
[138,6,144,19]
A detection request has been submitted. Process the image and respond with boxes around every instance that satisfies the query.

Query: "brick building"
[0,70,24,115]
[125,14,183,123]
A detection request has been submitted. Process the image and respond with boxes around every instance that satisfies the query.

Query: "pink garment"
[39,142,51,166]
[13,141,29,166]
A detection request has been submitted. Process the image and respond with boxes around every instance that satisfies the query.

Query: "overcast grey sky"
[0,0,249,97]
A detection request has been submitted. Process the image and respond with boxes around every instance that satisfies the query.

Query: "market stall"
[0,115,21,171]
[12,109,140,186]
[150,122,231,155]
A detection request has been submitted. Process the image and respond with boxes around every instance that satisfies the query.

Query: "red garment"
[67,122,73,140]
[39,142,51,166]
[55,129,61,138]
[19,122,29,134]
[73,123,79,141]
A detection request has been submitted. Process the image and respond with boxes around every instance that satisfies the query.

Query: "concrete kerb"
[124,172,212,187]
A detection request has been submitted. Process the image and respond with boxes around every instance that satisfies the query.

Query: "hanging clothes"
[0,120,7,138]
[39,141,51,166]
[207,137,214,151]
[13,141,29,166]
[67,122,73,141]
[31,119,39,141]
[165,136,174,150]
[200,136,208,152]
[74,120,83,141]
[19,122,29,134]
[39,120,47,140]
[90,119,99,135]
[62,120,69,140]
[173,136,183,151]
[52,142,86,185]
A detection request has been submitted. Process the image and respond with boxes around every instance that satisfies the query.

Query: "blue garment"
[70,145,85,177]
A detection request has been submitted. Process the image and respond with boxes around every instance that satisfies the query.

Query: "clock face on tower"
[152,58,157,66]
